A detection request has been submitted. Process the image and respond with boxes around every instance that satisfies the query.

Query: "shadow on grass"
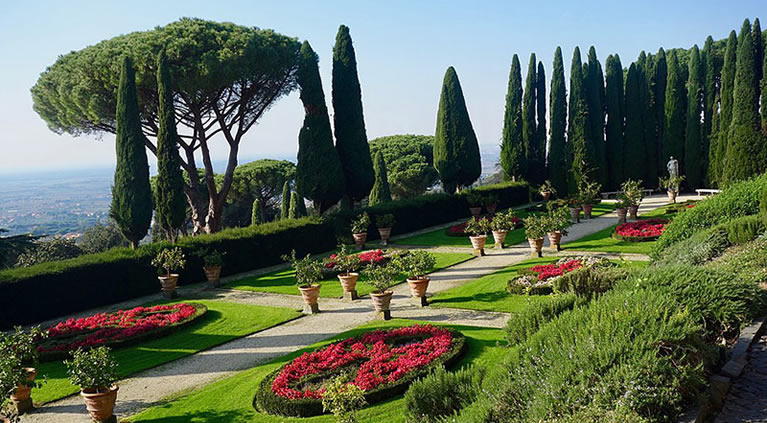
[430,291,509,305]
[123,410,251,423]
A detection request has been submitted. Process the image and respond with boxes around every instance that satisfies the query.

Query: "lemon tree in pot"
[362,261,400,320]
[490,210,516,249]
[615,196,630,223]
[65,347,119,423]
[152,247,185,299]
[523,215,547,257]
[465,191,483,217]
[200,249,225,289]
[544,206,570,252]
[484,194,499,215]
[0,327,46,416]
[566,197,581,223]
[350,212,371,250]
[621,179,644,219]
[376,214,396,246]
[326,245,362,301]
[539,180,556,201]
[659,175,685,204]
[577,179,601,219]
[394,250,436,306]
[283,250,324,314]
[465,217,491,256]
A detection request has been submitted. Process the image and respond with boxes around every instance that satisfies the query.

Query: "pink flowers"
[271,325,454,400]
[616,218,668,238]
[37,303,199,353]
[528,260,583,281]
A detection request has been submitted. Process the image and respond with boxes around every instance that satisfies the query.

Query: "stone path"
[20,194,691,422]
[713,333,767,423]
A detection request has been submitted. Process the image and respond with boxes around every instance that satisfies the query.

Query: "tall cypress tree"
[548,47,568,195]
[605,54,625,190]
[153,51,186,243]
[702,37,717,165]
[434,67,481,193]
[753,18,763,83]
[280,181,290,219]
[295,41,345,214]
[723,20,767,183]
[295,193,308,217]
[110,56,152,249]
[501,55,525,181]
[288,191,299,219]
[585,47,607,188]
[663,51,686,173]
[623,63,646,181]
[251,198,262,225]
[713,31,738,186]
[685,45,704,189]
[536,61,547,182]
[568,47,593,191]
[369,151,392,206]
[522,53,537,182]
[763,36,767,132]
[653,49,668,177]
[639,52,659,182]
[332,25,374,204]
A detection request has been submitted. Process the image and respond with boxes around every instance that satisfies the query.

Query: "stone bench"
[695,188,721,196]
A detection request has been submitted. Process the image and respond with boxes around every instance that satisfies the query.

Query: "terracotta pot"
[378,227,392,245]
[407,277,430,298]
[528,238,544,255]
[298,284,321,306]
[667,190,677,203]
[492,230,508,247]
[203,266,221,283]
[370,290,393,312]
[547,231,562,251]
[469,235,487,250]
[616,207,628,221]
[80,385,119,422]
[486,203,497,214]
[10,368,37,402]
[542,191,551,201]
[469,206,482,217]
[352,232,367,248]
[582,204,594,219]
[628,205,639,220]
[569,207,581,223]
[337,273,359,293]
[157,274,179,293]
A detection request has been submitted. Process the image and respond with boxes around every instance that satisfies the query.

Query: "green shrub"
[654,227,730,266]
[711,237,767,285]
[723,214,767,244]
[552,266,628,297]
[505,293,585,346]
[404,365,484,423]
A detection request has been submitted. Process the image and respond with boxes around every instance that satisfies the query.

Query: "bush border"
[611,231,661,242]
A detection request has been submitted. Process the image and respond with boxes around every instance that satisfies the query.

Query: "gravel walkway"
[713,333,767,422]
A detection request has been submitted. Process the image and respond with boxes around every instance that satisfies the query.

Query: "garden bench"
[695,188,721,196]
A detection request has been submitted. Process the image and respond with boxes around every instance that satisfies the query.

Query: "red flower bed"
[615,218,668,241]
[271,325,456,400]
[446,217,520,236]
[527,259,583,281]
[324,250,386,269]
[37,303,205,355]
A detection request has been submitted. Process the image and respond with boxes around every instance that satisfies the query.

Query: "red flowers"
[325,250,386,269]
[271,325,454,400]
[37,303,199,353]
[616,218,668,239]
[528,260,583,281]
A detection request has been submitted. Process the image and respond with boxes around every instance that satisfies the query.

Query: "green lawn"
[124,320,507,423]
[224,252,474,298]
[32,300,300,404]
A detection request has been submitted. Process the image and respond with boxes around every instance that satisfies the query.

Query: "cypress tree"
[288,191,297,219]
[605,54,624,190]
[296,193,308,217]
[548,47,568,196]
[623,63,646,181]
[685,45,704,189]
[522,53,537,181]
[763,37,767,132]
[653,49,668,177]
[567,47,593,191]
[295,41,345,214]
[332,25,374,203]
[713,31,738,185]
[585,47,607,187]
[434,67,481,193]
[110,56,152,249]
[369,151,392,205]
[753,18,763,83]
[280,181,290,219]
[153,50,186,243]
[702,37,717,163]
[723,20,767,183]
[639,52,659,182]
[251,198,262,225]
[663,51,686,173]
[536,61,547,183]
[501,55,525,181]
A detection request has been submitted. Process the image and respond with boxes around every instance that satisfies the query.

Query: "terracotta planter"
[337,272,359,293]
[352,232,367,249]
[528,237,544,257]
[158,274,178,296]
[541,191,551,201]
[667,190,677,203]
[547,231,562,251]
[10,368,37,402]
[492,230,508,248]
[80,385,119,422]
[582,204,594,219]
[628,205,639,220]
[370,290,393,312]
[469,206,482,217]
[569,207,581,223]
[203,266,221,286]
[616,207,628,223]
[407,277,430,298]
[486,203,497,214]
[469,235,487,250]
[298,284,321,305]
[378,227,392,245]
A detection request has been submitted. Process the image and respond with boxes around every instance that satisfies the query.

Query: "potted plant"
[545,206,570,252]
[465,191,484,217]
[567,197,581,223]
[200,249,224,289]
[65,347,119,423]
[523,215,547,257]
[152,247,185,299]
[0,327,46,415]
[659,175,685,204]
[621,179,644,219]
[326,245,362,301]
[615,197,630,223]
[539,180,556,201]
[375,214,396,246]
[394,250,437,305]
[465,217,491,256]
[283,250,324,314]
[578,179,601,219]
[490,210,516,249]
[350,212,371,250]
[362,261,400,320]
[484,194,499,214]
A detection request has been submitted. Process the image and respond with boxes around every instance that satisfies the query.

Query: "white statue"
[666,156,679,179]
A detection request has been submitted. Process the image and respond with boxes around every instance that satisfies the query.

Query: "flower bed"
[36,303,207,361]
[254,325,466,417]
[446,217,520,237]
[508,259,584,295]
[324,249,388,270]
[613,218,669,242]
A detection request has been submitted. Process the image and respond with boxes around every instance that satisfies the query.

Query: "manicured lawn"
[224,252,474,298]
[124,320,507,423]
[32,300,300,404]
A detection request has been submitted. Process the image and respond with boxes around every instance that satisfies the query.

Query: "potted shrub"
[523,215,547,257]
[545,206,570,252]
[659,175,685,204]
[539,180,556,201]
[484,194,499,214]
[0,327,46,415]
[466,191,483,217]
[578,179,601,219]
[490,210,516,249]
[394,250,437,306]
[621,179,644,220]
[362,261,400,320]
[326,245,362,301]
[376,214,396,246]
[201,249,224,289]
[283,250,324,314]
[350,212,371,250]
[567,197,581,223]
[465,217,491,256]
[152,247,185,299]
[615,196,630,223]
[65,347,119,423]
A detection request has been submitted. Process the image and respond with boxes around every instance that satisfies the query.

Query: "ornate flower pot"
[469,206,482,217]
[541,191,551,201]
[628,205,639,220]
[569,207,581,223]
[204,266,222,288]
[80,385,119,422]
[352,232,367,249]
[378,227,392,246]
[337,272,359,301]
[528,238,544,258]
[486,203,498,214]
[547,231,562,252]
[469,235,487,256]
[370,290,393,320]
[667,190,677,203]
[298,284,321,314]
[492,230,508,249]
[157,274,179,299]
[616,207,628,223]
[407,277,431,303]
[10,368,37,403]
[582,204,594,219]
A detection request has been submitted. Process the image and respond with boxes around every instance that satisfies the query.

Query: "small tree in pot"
[375,214,396,246]
[465,191,483,217]
[326,245,362,301]
[615,196,630,223]
[523,215,547,257]
[577,179,601,219]
[621,179,644,219]
[0,327,46,416]
[65,347,119,423]
[544,206,570,251]
[484,194,499,214]
[152,247,185,299]
[200,249,225,289]
[350,212,371,250]
[539,180,556,201]
[362,261,400,320]
[566,197,581,223]
[659,175,685,204]
[283,250,324,314]
[394,250,436,306]
[490,210,517,249]
[465,217,491,256]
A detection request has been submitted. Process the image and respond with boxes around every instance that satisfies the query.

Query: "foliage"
[548,48,569,195]
[523,215,548,240]
[152,247,186,277]
[543,206,571,235]
[710,31,738,187]
[201,249,224,267]
[658,175,686,192]
[251,198,262,226]
[567,47,594,190]
[505,293,584,345]
[0,326,46,366]
[522,53,537,183]
[501,54,525,182]
[684,45,705,190]
[288,192,302,219]
[0,230,38,269]
[65,346,118,390]
[491,210,518,231]
[16,238,84,268]
[362,262,400,292]
[368,135,438,199]
[577,177,601,205]
[712,237,767,285]
[79,221,129,254]
[375,214,395,228]
[538,180,556,196]
[224,159,296,226]
[605,54,625,191]
[322,376,367,423]
[663,51,686,173]
[282,250,323,288]
[404,365,484,423]
[654,226,730,267]
[620,179,644,206]
[280,181,291,220]
[465,191,484,207]
[350,212,371,234]
[623,63,647,181]
[552,265,626,298]
[393,250,436,279]
[326,245,361,275]
[464,217,491,236]
[585,47,607,188]
[369,151,392,206]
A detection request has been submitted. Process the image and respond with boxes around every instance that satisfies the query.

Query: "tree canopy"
[368,135,437,199]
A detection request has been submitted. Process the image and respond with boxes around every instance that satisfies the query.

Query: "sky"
[0,0,764,173]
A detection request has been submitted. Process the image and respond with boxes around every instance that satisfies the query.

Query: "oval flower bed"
[36,303,207,361]
[446,217,520,236]
[254,324,466,417]
[613,218,669,242]
[507,258,584,295]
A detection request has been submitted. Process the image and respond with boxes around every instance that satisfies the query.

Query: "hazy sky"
[0,0,763,172]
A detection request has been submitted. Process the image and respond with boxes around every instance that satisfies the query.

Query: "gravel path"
[19,194,690,422]
[713,333,767,422]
